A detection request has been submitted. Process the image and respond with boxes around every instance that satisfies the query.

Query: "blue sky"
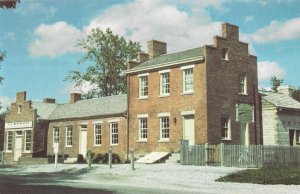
[1,0,300,110]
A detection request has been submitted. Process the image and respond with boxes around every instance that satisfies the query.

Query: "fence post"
[108,147,112,169]
[1,151,4,166]
[220,143,224,167]
[205,143,208,166]
[130,149,135,170]
[87,150,92,168]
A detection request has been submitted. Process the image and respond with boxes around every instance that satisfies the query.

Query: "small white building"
[261,86,300,146]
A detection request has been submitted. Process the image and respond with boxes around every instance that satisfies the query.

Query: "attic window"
[17,105,22,114]
[222,48,229,60]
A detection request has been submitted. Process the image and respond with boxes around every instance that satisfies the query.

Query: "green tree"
[66,28,141,98]
[291,87,300,102]
[0,50,6,84]
[270,76,283,92]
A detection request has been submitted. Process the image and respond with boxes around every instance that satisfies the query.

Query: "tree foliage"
[0,0,20,9]
[270,76,283,92]
[0,50,6,85]
[291,87,300,102]
[66,28,141,98]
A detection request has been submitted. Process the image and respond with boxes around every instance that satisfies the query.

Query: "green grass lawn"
[216,166,300,185]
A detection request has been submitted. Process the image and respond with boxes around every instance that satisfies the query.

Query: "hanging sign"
[237,103,253,123]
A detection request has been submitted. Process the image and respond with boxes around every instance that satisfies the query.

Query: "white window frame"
[221,117,231,140]
[110,122,119,145]
[6,131,13,152]
[159,116,170,141]
[94,124,102,146]
[65,126,72,147]
[182,66,194,94]
[159,70,170,96]
[239,74,247,95]
[222,48,229,60]
[24,130,31,152]
[138,117,148,141]
[138,73,149,98]
[53,127,59,145]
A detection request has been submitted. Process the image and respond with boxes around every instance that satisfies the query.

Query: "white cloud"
[29,0,222,57]
[0,96,13,113]
[28,22,84,57]
[244,16,254,22]
[249,18,300,44]
[62,81,98,95]
[15,1,57,18]
[257,61,285,82]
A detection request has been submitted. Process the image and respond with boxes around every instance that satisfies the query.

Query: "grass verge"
[216,166,300,185]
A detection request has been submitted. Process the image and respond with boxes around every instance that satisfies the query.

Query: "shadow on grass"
[216,166,300,185]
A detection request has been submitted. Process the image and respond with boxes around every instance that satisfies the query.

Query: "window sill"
[181,91,194,96]
[137,140,148,143]
[5,151,12,153]
[222,138,232,141]
[138,96,148,100]
[158,139,170,143]
[238,93,248,96]
[110,144,118,146]
[221,59,229,61]
[65,145,72,148]
[94,145,102,147]
[23,151,31,153]
[159,94,170,98]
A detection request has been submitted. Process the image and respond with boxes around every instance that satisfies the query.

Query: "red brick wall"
[47,116,127,160]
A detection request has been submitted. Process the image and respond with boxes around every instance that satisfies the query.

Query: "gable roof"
[128,47,204,73]
[31,102,58,120]
[260,90,300,110]
[49,94,127,120]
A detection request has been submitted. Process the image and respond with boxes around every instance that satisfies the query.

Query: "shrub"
[92,153,121,164]
[77,154,85,163]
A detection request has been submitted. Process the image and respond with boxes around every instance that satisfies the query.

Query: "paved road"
[0,174,115,194]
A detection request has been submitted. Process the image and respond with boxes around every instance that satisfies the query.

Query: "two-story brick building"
[127,23,261,155]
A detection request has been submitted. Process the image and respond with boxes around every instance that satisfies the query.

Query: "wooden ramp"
[136,152,169,164]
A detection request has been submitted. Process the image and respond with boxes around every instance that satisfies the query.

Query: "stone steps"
[165,153,180,163]
[64,157,77,164]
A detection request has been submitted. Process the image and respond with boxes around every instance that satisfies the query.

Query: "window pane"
[53,127,59,144]
[110,122,118,145]
[139,118,148,140]
[6,131,13,151]
[184,69,193,92]
[221,117,229,139]
[94,124,102,145]
[66,126,72,146]
[140,76,148,97]
[25,130,31,151]
[160,117,170,139]
[161,73,170,95]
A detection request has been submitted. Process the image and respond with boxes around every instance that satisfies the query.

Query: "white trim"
[138,73,149,77]
[158,139,170,143]
[92,120,103,124]
[158,112,170,117]
[159,69,170,74]
[108,119,120,123]
[65,126,73,147]
[5,128,32,132]
[93,123,102,146]
[126,56,204,74]
[137,114,148,118]
[181,110,195,116]
[180,64,195,70]
[79,122,88,125]
[24,130,32,152]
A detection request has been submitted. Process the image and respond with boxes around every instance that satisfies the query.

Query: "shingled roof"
[129,47,204,72]
[260,90,300,110]
[49,94,127,120]
[32,102,58,120]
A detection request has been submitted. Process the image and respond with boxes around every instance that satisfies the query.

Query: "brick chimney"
[70,93,81,104]
[127,60,140,70]
[43,98,56,103]
[16,91,26,103]
[277,85,294,96]
[147,40,167,59]
[222,23,239,41]
[137,52,149,63]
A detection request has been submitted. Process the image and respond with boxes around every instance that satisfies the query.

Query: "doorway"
[14,131,22,161]
[79,127,87,157]
[183,115,195,145]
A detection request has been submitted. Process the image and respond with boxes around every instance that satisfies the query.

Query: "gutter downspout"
[253,84,258,144]
[126,73,130,161]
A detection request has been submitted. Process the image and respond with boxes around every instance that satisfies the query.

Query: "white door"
[183,115,195,145]
[14,134,22,161]
[240,123,249,145]
[79,130,87,157]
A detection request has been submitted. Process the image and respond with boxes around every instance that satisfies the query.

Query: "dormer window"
[17,105,22,114]
[222,48,229,60]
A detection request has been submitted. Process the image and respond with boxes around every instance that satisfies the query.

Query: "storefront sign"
[237,104,253,123]
[5,121,33,129]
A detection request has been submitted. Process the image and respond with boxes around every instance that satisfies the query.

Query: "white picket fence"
[180,143,300,168]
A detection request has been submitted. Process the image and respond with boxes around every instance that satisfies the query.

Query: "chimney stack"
[16,91,26,103]
[43,98,56,103]
[222,23,239,41]
[70,93,81,104]
[147,40,167,59]
[137,52,149,63]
